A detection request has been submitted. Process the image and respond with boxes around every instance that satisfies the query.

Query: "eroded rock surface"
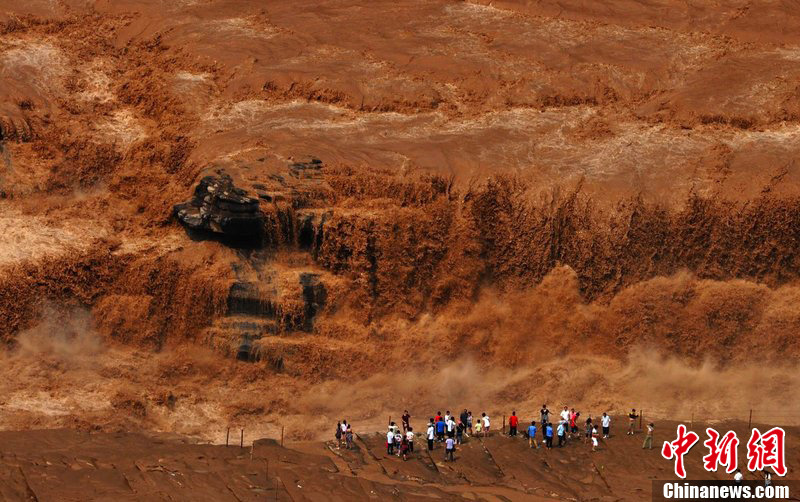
[173,174,264,239]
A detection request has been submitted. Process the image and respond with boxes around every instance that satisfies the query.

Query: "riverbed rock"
[173,174,264,239]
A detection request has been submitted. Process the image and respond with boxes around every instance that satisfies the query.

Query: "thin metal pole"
[281,426,285,447]
[226,427,230,446]
[749,409,753,429]
[240,428,244,448]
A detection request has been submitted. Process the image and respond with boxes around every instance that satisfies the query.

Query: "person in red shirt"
[435,411,443,423]
[569,409,578,439]
[509,411,519,436]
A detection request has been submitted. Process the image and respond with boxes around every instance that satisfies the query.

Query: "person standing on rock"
[427,419,435,451]
[406,426,414,453]
[467,411,474,435]
[387,427,395,455]
[456,420,464,444]
[402,410,411,433]
[585,416,593,443]
[345,425,354,450]
[460,409,469,434]
[400,436,410,460]
[591,425,599,452]
[335,421,343,448]
[557,420,566,447]
[642,422,654,449]
[435,411,443,424]
[527,421,538,449]
[560,406,570,427]
[446,415,456,439]
[545,422,554,448]
[341,420,348,441]
[394,429,403,456]
[601,412,611,439]
[445,436,456,462]
[627,409,639,435]
[570,409,578,438]
[509,411,519,437]
[540,404,550,426]
[482,413,490,437]
[436,415,446,442]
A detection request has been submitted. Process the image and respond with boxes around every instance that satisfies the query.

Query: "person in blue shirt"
[557,420,566,447]
[527,421,538,449]
[436,417,446,442]
[545,422,554,449]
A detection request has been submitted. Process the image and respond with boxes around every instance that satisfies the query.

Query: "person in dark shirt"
[540,404,550,425]
[627,409,639,435]
[459,409,469,429]
[402,410,411,432]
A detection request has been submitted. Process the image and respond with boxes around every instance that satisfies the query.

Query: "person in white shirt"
[560,406,570,423]
[482,413,490,437]
[387,429,395,455]
[446,417,456,439]
[445,437,455,461]
[643,423,654,449]
[426,420,435,451]
[601,413,611,438]
[406,427,415,453]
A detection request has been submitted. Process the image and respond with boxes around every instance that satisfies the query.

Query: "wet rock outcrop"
[173,174,264,241]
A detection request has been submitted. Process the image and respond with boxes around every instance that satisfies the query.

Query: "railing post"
[240,428,244,448]
[226,427,230,446]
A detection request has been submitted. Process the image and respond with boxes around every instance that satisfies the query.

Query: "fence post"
[281,426,285,447]
[226,427,230,447]
[748,409,752,429]
[240,428,244,448]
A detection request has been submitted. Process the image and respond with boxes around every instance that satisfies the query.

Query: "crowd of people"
[335,406,656,462]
